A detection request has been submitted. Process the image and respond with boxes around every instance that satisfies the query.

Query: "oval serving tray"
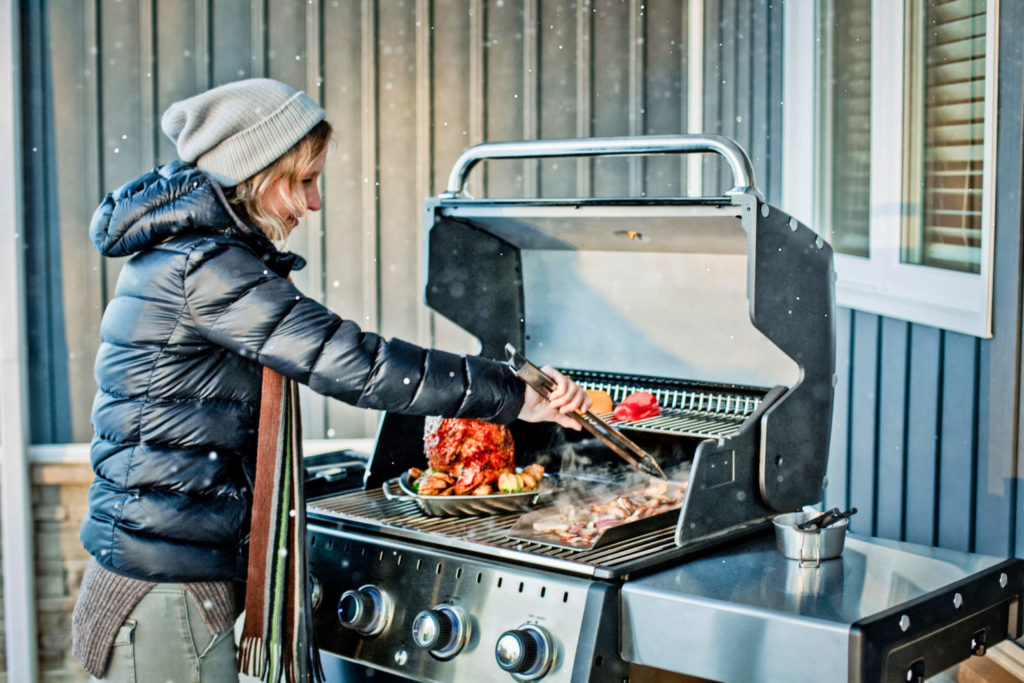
[382,471,560,517]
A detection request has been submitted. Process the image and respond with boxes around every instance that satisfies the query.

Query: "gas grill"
[308,136,1024,682]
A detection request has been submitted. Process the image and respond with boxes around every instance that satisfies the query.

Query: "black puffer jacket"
[82,161,525,582]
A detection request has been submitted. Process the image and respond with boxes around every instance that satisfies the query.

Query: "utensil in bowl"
[773,510,849,567]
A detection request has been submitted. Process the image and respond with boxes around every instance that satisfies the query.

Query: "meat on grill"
[423,417,515,494]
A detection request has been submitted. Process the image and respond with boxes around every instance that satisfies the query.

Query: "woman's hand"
[517,366,592,430]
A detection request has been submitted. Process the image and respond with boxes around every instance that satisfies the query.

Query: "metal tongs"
[505,344,667,479]
[797,507,858,530]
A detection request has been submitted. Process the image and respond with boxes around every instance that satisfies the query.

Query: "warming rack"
[568,369,769,439]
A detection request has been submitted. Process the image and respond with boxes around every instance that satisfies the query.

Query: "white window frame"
[783,0,998,338]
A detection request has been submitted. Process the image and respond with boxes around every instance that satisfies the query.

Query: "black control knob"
[411,604,470,659]
[338,590,375,631]
[495,630,537,673]
[337,585,392,637]
[495,624,553,679]
[412,609,454,650]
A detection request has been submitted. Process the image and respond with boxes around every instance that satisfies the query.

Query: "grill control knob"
[495,624,554,680]
[337,585,392,637]
[411,604,470,659]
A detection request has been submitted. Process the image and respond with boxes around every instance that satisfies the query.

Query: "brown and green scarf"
[239,368,324,683]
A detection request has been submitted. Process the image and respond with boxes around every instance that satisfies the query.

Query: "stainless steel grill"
[310,135,832,682]
[309,484,686,580]
[310,136,1024,683]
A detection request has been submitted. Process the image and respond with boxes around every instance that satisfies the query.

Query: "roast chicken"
[421,416,515,495]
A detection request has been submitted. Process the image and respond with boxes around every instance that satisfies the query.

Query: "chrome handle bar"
[441,134,756,198]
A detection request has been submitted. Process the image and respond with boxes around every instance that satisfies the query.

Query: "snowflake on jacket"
[82,161,525,582]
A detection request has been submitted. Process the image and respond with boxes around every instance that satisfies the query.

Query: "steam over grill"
[308,136,1024,683]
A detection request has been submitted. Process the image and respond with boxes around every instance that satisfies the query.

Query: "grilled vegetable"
[498,472,524,494]
[417,470,456,495]
[585,388,614,414]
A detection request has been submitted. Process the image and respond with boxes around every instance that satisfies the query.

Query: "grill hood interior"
[423,192,836,512]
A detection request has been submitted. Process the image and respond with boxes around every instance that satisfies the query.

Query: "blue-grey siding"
[18,0,1024,561]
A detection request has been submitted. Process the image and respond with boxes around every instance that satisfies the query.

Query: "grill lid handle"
[441,134,756,199]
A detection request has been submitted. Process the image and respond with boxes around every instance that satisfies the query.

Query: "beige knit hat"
[161,78,325,188]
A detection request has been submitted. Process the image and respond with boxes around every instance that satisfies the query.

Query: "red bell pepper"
[612,391,661,422]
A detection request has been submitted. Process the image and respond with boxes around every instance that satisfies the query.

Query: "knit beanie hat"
[161,78,325,187]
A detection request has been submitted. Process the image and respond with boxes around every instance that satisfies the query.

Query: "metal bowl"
[773,511,848,567]
[382,471,560,517]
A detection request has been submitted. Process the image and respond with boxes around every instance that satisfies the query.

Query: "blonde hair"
[227,119,333,243]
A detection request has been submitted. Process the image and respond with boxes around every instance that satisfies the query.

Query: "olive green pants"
[91,584,238,683]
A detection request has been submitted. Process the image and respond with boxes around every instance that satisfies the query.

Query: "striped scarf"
[238,368,324,682]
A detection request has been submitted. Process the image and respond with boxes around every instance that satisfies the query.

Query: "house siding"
[23,0,786,445]
[12,0,1024,675]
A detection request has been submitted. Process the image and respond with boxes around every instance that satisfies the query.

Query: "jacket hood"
[89,160,305,274]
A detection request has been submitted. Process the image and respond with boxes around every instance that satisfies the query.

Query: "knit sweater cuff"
[71,558,155,677]
[71,557,241,677]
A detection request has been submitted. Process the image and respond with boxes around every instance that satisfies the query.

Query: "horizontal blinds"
[913,0,986,272]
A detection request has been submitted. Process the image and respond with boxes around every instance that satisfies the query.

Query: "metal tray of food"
[382,471,561,517]
[506,479,687,551]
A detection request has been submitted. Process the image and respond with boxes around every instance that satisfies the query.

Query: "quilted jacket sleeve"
[182,238,525,423]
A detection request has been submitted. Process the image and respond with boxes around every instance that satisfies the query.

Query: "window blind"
[903,0,986,273]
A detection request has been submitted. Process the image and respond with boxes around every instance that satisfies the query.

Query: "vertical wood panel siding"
[537,1,576,198]
[591,0,630,196]
[482,1,525,198]
[826,307,852,515]
[700,0,782,202]
[848,310,880,535]
[322,0,378,437]
[377,0,420,348]
[27,2,784,448]
[644,1,687,198]
[875,317,909,541]
[40,0,104,443]
[27,1,1024,562]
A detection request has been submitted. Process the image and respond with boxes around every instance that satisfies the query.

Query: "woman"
[71,77,589,681]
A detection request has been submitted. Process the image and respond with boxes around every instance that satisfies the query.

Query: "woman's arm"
[182,240,525,423]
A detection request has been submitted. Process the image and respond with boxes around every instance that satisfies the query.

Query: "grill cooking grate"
[575,375,765,439]
[308,487,683,579]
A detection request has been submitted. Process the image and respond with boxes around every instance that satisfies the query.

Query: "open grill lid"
[420,135,836,514]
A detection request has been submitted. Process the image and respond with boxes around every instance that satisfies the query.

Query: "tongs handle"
[797,507,839,530]
[822,507,857,528]
[504,344,667,479]
[796,506,857,530]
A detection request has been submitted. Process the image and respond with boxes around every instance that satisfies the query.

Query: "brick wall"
[32,462,91,682]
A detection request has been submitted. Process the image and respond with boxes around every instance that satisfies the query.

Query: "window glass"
[901,0,986,273]
[823,0,872,258]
